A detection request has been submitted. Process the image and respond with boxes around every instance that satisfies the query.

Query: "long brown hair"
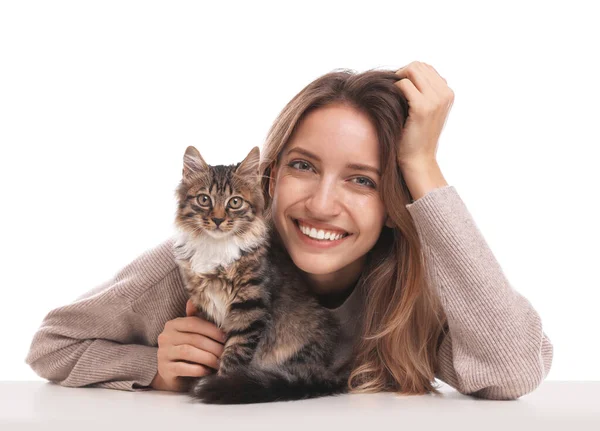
[259,68,449,396]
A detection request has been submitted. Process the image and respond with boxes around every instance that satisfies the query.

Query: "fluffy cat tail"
[189,369,348,404]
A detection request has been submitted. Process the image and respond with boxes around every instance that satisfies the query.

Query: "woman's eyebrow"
[286,146,381,176]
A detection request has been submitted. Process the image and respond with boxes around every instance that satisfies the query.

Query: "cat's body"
[172,145,351,404]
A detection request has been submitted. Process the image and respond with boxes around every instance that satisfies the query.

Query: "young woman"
[25,61,553,400]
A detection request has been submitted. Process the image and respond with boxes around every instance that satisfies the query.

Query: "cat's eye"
[197,194,212,207]
[227,196,244,209]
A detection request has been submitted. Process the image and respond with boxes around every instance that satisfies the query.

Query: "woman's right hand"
[151,298,227,392]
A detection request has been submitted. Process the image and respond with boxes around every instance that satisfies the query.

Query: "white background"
[1,0,598,382]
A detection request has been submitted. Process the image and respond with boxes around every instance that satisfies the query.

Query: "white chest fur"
[173,227,268,328]
[173,231,242,273]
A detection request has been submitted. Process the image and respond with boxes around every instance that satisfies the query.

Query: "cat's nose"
[212,217,225,227]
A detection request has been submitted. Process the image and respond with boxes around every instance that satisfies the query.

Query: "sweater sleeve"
[405,185,554,400]
[24,236,189,392]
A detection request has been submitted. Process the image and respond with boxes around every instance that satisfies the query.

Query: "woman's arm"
[406,184,554,400]
[24,237,189,391]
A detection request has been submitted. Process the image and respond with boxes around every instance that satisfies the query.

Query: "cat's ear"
[182,146,208,177]
[235,146,260,180]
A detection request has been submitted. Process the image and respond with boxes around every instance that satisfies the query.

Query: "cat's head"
[174,146,265,240]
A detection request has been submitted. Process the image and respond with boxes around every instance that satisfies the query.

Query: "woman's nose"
[304,178,342,217]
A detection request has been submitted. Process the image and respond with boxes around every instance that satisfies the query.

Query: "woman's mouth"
[292,218,352,248]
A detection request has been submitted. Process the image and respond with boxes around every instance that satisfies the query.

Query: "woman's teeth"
[297,221,349,241]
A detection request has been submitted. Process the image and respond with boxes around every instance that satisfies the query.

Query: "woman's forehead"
[284,105,380,166]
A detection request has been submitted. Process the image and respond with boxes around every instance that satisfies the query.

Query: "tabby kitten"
[172,145,351,404]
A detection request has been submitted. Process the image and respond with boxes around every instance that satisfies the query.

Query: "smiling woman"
[25,66,553,401]
[258,68,553,398]
[268,104,393,296]
[258,71,448,394]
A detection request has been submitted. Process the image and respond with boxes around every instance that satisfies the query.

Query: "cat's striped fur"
[172,145,351,404]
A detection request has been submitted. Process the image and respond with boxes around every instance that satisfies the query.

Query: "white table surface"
[2,380,598,430]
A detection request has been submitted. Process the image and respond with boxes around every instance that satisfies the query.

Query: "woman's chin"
[288,251,344,276]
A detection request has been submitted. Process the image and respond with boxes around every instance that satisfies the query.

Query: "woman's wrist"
[399,159,448,201]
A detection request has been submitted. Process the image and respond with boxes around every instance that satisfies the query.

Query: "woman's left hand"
[394,61,454,169]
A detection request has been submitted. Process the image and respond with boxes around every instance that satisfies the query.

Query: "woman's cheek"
[280,174,314,197]
[350,195,386,230]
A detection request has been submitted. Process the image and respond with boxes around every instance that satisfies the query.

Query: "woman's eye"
[286,160,374,188]
[289,160,313,171]
[351,177,376,188]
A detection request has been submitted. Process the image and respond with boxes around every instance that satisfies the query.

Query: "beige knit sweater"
[24,185,553,400]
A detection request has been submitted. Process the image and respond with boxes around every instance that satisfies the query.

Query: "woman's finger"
[186,298,198,317]
[394,77,424,110]
[170,344,221,370]
[170,361,211,378]
[172,315,227,343]
[423,63,447,84]
[394,61,434,95]
[420,63,450,97]
[171,331,225,359]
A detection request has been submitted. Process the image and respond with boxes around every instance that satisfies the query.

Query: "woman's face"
[269,103,392,291]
